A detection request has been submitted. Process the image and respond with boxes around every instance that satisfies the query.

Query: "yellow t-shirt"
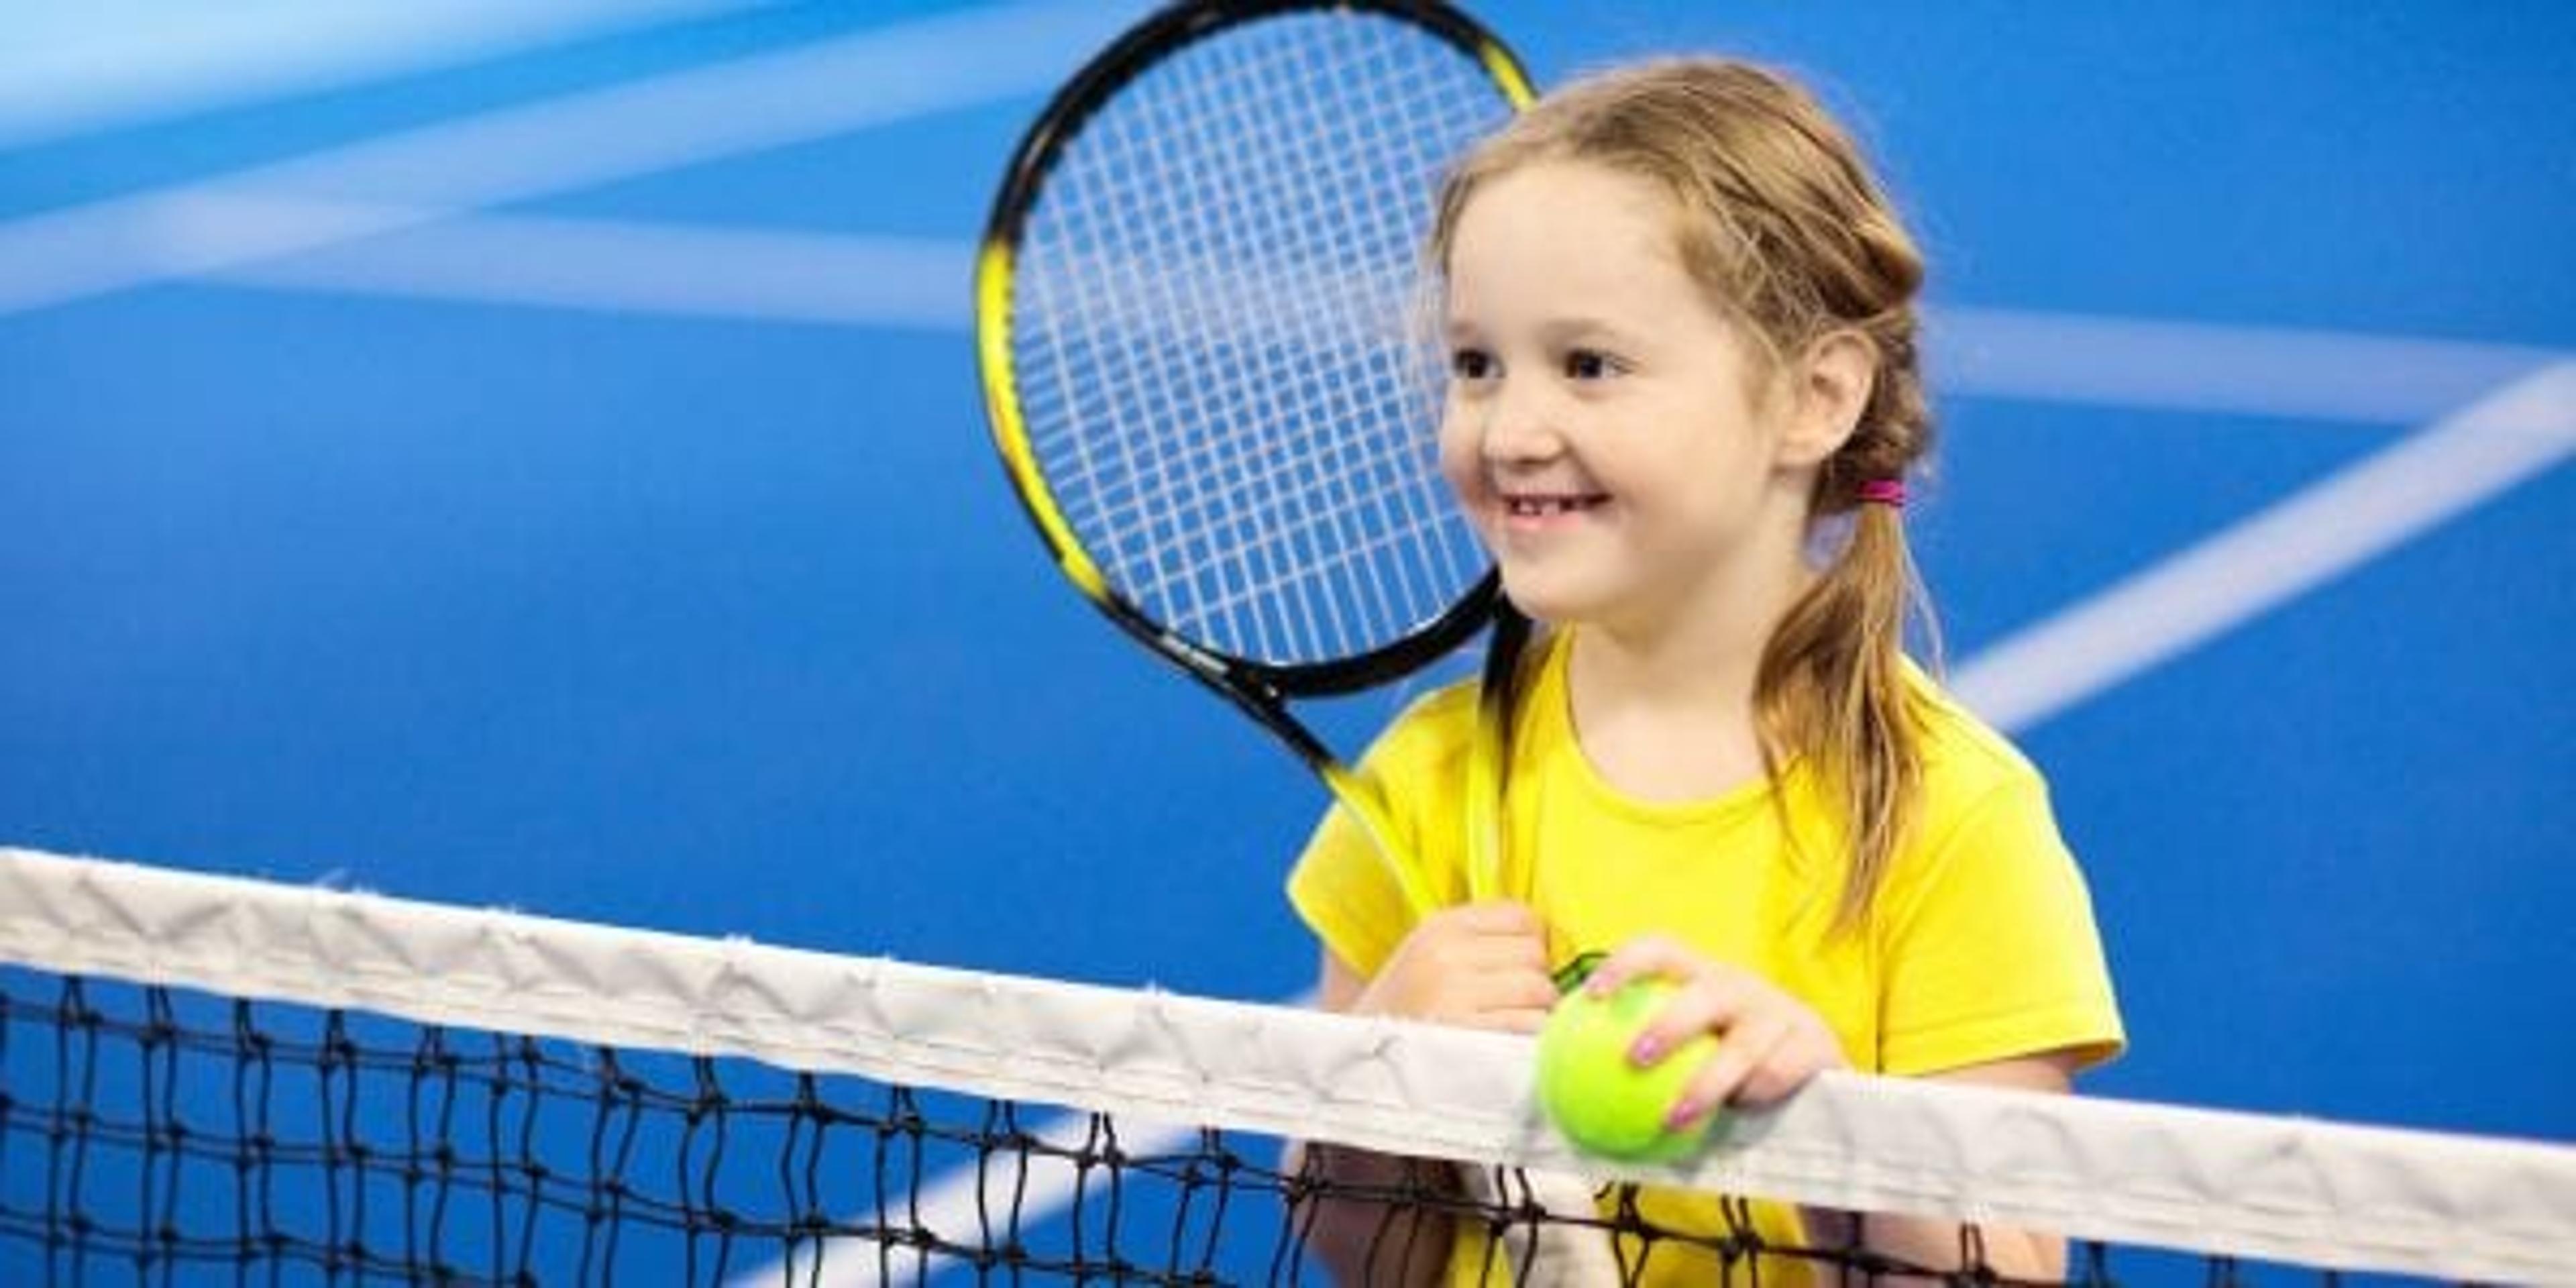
[1286,631,2124,1285]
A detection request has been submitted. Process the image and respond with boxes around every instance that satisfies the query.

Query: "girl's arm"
[1293,908,1558,1286]
[1290,951,1458,1288]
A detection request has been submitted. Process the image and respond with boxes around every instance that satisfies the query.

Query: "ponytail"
[1756,493,1931,934]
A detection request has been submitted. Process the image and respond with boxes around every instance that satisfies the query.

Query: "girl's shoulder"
[1901,661,2047,801]
[1366,625,1568,774]
[1361,674,1484,775]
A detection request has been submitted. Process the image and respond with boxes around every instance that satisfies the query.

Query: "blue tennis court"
[3,0,2568,1210]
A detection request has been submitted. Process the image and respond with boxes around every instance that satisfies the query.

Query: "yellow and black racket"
[977,1,1535,915]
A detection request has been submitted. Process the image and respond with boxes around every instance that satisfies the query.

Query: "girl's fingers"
[1578,934,1694,997]
[1567,936,1853,1120]
[1734,1024,1837,1106]
[1625,969,1750,1064]
[1668,1010,1790,1126]
[1444,900,1544,936]
[1473,963,1565,1019]
[1425,902,1551,970]
[1388,904,1562,1029]
[1488,1001,1555,1034]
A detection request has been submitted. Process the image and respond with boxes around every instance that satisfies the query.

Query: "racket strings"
[1071,405,1445,618]
[1010,10,1505,669]
[1105,21,1447,663]
[1210,19,1472,657]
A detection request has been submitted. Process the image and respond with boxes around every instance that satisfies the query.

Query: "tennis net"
[3,846,2571,1285]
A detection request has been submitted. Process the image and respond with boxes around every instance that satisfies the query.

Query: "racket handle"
[1464,604,1529,902]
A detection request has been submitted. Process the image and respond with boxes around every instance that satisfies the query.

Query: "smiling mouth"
[1503,494,1607,517]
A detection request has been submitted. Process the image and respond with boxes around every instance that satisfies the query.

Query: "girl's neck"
[1576,513,1815,702]
[1571,611,1763,717]
[1562,551,1815,804]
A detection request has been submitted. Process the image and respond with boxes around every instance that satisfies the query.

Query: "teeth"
[1507,496,1598,516]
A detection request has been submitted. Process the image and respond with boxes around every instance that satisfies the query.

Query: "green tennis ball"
[1535,977,1719,1163]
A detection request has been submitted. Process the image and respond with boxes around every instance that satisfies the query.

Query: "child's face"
[1437,160,1805,634]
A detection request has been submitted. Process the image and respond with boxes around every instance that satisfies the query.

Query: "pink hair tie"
[1856,477,1907,508]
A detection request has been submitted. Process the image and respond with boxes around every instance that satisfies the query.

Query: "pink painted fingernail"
[1665,1095,1705,1130]
[1628,1034,1662,1065]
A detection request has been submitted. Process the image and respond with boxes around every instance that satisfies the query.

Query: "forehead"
[1443,160,1701,318]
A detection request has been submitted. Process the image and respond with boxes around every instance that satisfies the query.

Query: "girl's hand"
[1580,934,1849,1127]
[1354,901,1558,1034]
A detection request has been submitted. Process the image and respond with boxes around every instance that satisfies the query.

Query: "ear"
[1773,330,1876,469]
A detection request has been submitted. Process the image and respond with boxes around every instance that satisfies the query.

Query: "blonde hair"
[1431,59,1936,933]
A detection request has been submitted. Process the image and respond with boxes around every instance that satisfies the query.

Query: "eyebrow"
[1540,317,1638,345]
[1440,315,1643,345]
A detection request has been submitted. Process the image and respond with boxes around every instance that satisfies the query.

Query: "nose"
[1475,380,1563,466]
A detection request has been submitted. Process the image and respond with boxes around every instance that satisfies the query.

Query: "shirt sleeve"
[1283,690,1472,981]
[1285,794,1415,981]
[1873,769,2126,1076]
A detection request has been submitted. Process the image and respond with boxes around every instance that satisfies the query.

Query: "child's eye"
[1563,349,1621,381]
[1449,348,1497,381]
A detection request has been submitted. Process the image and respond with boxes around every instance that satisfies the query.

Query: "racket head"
[978,0,1532,698]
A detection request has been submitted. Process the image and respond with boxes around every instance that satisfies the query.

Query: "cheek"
[1436,414,1484,502]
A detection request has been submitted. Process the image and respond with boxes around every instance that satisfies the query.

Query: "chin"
[1495,568,1605,627]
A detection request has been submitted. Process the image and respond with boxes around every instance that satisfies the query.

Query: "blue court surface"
[2,0,2569,1212]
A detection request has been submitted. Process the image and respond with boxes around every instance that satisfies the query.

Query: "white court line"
[218,205,975,331]
[1951,360,2576,732]
[1930,305,2559,427]
[183,209,2565,431]
[0,0,760,152]
[0,0,1145,317]
[745,1114,1212,1288]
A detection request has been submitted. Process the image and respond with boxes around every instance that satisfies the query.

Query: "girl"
[1288,58,2125,1285]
